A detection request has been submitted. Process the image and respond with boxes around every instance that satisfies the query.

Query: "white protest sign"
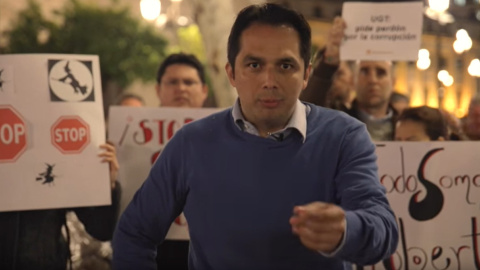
[340,2,423,61]
[361,142,480,270]
[108,106,220,240]
[0,54,110,212]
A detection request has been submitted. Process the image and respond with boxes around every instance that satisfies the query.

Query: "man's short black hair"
[227,3,311,72]
[156,53,206,84]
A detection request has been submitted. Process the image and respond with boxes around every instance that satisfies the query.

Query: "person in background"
[154,53,209,270]
[111,53,209,270]
[155,53,208,108]
[0,144,120,270]
[461,95,480,140]
[395,105,448,141]
[116,93,145,107]
[301,17,398,141]
[112,4,398,270]
[389,92,410,115]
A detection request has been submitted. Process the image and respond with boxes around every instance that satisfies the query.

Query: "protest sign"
[108,106,219,239]
[0,54,110,212]
[362,142,480,270]
[340,2,423,61]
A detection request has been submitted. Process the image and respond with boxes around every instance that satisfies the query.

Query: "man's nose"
[262,66,277,89]
[366,70,378,83]
[175,81,188,91]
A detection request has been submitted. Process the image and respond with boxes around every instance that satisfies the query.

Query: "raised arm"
[300,17,346,106]
[334,124,398,264]
[290,123,398,265]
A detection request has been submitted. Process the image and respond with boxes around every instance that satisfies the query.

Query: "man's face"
[225,23,310,132]
[156,64,207,108]
[355,61,394,110]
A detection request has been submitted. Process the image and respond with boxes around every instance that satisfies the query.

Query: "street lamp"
[417,49,431,104]
[140,0,161,21]
[426,0,455,108]
[417,49,431,70]
[429,0,449,12]
[453,29,472,54]
[469,59,480,95]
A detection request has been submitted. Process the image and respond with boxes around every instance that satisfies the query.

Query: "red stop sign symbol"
[0,105,28,162]
[51,116,90,154]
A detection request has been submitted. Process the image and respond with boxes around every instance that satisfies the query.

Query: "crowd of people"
[3,2,480,270]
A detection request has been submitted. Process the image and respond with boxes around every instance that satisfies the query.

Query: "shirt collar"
[231,99,308,143]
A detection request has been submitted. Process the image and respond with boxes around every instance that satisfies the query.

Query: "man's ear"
[201,84,208,103]
[155,84,162,105]
[155,84,161,98]
[302,64,312,90]
[225,62,236,87]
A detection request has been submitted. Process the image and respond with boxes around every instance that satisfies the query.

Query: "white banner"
[340,2,423,61]
[363,142,480,270]
[0,54,110,212]
[108,106,219,240]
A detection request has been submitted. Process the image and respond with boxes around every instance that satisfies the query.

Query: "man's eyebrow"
[277,57,298,64]
[242,55,263,63]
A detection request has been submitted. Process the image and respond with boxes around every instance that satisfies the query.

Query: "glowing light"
[438,70,449,81]
[140,0,161,21]
[177,16,189,26]
[418,49,430,59]
[428,0,449,13]
[453,29,472,54]
[443,75,454,87]
[417,49,431,70]
[417,58,431,70]
[468,59,480,77]
[155,14,168,28]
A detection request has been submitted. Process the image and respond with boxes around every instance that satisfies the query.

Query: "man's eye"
[359,69,368,76]
[248,63,260,69]
[165,80,178,86]
[376,69,387,77]
[183,80,196,86]
[281,64,293,70]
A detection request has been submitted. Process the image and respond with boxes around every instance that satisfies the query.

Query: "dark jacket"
[300,58,397,141]
[0,184,121,270]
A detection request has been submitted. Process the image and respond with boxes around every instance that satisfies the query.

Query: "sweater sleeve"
[112,130,187,269]
[334,123,399,265]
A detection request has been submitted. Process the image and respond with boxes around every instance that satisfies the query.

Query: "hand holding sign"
[324,17,347,65]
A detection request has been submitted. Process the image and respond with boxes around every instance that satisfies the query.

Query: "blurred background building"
[1,0,479,117]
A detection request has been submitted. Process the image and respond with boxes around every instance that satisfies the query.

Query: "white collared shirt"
[231,99,309,143]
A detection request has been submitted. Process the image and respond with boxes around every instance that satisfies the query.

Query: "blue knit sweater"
[113,104,398,270]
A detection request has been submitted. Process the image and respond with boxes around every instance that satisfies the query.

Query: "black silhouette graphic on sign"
[408,148,445,221]
[0,69,4,91]
[36,163,56,185]
[54,62,87,95]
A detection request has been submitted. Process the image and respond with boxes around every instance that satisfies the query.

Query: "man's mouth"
[259,99,281,108]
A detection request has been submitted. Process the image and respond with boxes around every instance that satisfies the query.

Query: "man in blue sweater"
[112,3,398,270]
